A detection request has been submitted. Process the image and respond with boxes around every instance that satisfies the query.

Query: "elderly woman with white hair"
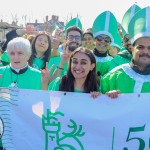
[0,37,42,89]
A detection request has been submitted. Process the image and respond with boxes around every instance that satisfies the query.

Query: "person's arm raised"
[41,62,54,90]
[50,50,70,83]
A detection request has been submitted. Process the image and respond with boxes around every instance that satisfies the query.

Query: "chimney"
[57,16,59,21]
[46,16,48,22]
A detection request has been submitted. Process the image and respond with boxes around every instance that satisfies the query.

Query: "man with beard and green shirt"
[48,17,82,76]
[101,7,150,93]
[47,19,83,90]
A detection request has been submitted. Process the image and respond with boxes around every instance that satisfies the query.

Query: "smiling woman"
[28,32,51,70]
[47,47,101,98]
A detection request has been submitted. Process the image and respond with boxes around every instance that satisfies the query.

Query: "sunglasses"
[96,35,111,43]
[67,35,82,41]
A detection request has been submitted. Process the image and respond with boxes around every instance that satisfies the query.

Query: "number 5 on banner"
[123,124,145,150]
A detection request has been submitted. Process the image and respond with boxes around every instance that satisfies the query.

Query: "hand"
[106,90,120,99]
[41,62,54,90]
[90,91,101,99]
[25,25,35,34]
[59,50,70,66]
[51,37,60,49]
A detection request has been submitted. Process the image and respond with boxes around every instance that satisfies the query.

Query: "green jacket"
[101,64,150,93]
[109,50,132,71]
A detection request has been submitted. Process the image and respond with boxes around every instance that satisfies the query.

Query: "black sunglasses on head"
[96,35,111,43]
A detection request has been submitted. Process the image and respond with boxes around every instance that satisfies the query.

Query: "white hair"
[7,37,31,57]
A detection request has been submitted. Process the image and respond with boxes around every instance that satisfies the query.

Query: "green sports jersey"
[0,66,42,90]
[101,63,150,93]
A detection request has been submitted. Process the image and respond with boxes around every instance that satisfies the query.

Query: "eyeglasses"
[67,35,82,41]
[96,35,111,43]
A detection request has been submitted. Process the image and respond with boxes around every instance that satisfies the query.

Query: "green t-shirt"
[49,77,83,93]
[48,55,68,77]
[0,66,42,90]
[32,57,45,70]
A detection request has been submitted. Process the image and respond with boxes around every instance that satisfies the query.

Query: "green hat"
[92,11,118,43]
[128,6,150,44]
[121,3,141,34]
[64,17,82,34]
[111,33,122,49]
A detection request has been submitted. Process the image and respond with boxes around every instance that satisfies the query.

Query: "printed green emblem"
[42,110,85,150]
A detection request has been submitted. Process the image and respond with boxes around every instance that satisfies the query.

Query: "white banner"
[0,88,150,150]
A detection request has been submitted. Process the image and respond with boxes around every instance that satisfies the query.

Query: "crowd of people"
[0,4,150,149]
[0,4,150,97]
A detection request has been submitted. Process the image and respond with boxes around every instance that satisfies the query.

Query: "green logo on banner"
[42,110,85,150]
